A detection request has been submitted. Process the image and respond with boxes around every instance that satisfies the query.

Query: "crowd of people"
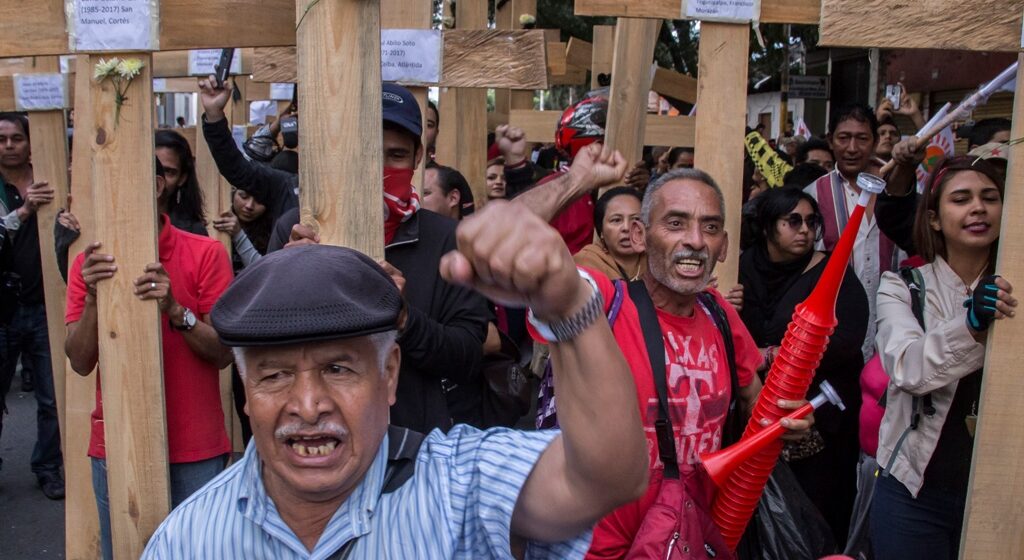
[0,70,1016,559]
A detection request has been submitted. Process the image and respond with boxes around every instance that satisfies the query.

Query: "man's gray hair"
[233,330,399,379]
[640,167,725,227]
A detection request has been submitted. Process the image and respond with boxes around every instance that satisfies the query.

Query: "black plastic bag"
[735,460,837,560]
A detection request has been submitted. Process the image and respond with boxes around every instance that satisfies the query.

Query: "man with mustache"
[142,192,650,558]
[516,159,812,558]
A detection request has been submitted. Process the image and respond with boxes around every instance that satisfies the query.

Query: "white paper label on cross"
[232,125,248,151]
[381,29,442,85]
[153,78,168,93]
[270,83,295,101]
[13,73,68,112]
[684,0,761,23]
[188,49,243,77]
[69,0,159,52]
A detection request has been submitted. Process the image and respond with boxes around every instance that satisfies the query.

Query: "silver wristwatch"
[172,307,197,332]
[528,270,604,343]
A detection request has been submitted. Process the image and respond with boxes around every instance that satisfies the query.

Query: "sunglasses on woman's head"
[780,213,820,230]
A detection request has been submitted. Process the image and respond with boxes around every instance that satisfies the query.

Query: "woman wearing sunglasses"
[738,187,869,545]
[871,156,1016,559]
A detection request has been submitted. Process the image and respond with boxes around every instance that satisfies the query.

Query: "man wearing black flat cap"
[143,155,651,556]
[198,79,490,434]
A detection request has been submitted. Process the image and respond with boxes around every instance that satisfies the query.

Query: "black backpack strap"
[696,292,743,447]
[328,426,426,560]
[627,281,680,480]
[883,267,934,477]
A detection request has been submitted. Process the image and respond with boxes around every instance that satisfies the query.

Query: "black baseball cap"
[382,83,422,139]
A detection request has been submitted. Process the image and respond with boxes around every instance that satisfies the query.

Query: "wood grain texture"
[820,0,1024,51]
[154,78,200,93]
[652,66,698,104]
[451,0,489,206]
[0,0,297,57]
[961,50,1024,560]
[566,37,593,69]
[510,110,694,147]
[547,42,568,76]
[252,31,548,89]
[591,25,615,89]
[25,57,70,450]
[177,126,197,155]
[444,30,549,89]
[574,0,821,24]
[151,48,254,78]
[65,54,102,560]
[297,0,384,258]
[605,18,660,166]
[382,0,431,192]
[90,53,169,558]
[694,23,749,286]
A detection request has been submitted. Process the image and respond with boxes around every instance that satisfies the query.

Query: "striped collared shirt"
[143,426,592,559]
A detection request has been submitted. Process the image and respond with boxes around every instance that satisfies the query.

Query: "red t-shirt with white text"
[65,215,233,463]
[576,270,760,559]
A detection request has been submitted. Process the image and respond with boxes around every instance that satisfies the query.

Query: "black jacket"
[202,115,298,222]
[269,207,489,433]
[876,191,919,256]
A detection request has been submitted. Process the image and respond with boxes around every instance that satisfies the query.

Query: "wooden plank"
[591,25,615,89]
[90,52,169,558]
[297,0,384,257]
[0,1,297,57]
[382,0,432,192]
[566,37,593,69]
[605,18,660,167]
[573,0,821,24]
[548,65,589,86]
[66,53,102,560]
[443,30,549,90]
[154,77,199,93]
[652,66,697,104]
[252,31,549,90]
[510,0,539,109]
[819,0,1024,52]
[152,48,254,78]
[450,0,489,205]
[510,109,694,147]
[176,126,197,155]
[961,48,1024,560]
[547,42,568,76]
[694,22,749,286]
[25,56,70,447]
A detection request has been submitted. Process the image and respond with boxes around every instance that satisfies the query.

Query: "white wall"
[746,92,806,139]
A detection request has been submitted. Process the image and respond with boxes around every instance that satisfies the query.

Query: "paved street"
[0,386,65,559]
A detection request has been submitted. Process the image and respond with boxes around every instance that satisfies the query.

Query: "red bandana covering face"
[383,167,419,244]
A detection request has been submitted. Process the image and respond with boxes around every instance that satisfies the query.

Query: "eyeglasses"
[779,213,821,230]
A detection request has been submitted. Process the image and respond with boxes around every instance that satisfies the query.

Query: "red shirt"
[65,215,234,463]
[573,270,760,559]
[535,171,594,255]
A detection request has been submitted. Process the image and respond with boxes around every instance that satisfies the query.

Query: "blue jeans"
[0,303,62,476]
[92,455,227,560]
[869,472,967,560]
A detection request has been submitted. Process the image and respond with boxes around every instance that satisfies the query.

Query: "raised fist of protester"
[891,137,927,167]
[212,210,241,237]
[441,200,588,323]
[80,242,117,299]
[965,275,1017,334]
[495,124,529,166]
[17,181,55,220]
[134,262,178,314]
[197,74,233,122]
[566,143,629,194]
[624,161,650,190]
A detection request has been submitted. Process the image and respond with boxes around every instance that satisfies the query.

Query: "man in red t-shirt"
[64,157,233,560]
[520,151,813,558]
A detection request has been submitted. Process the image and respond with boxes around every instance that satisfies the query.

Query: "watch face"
[184,309,196,328]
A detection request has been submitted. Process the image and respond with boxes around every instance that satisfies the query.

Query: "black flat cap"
[211,245,402,347]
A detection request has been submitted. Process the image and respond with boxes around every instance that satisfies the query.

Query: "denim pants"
[91,454,227,560]
[0,303,62,475]
[869,472,967,560]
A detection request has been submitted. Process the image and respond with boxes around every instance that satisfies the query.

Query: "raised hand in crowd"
[197,74,233,123]
[57,195,80,233]
[624,161,650,190]
[495,124,529,166]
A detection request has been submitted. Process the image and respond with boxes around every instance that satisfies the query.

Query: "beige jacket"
[875,257,986,497]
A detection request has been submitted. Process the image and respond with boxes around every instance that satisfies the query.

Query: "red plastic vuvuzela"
[710,173,886,549]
